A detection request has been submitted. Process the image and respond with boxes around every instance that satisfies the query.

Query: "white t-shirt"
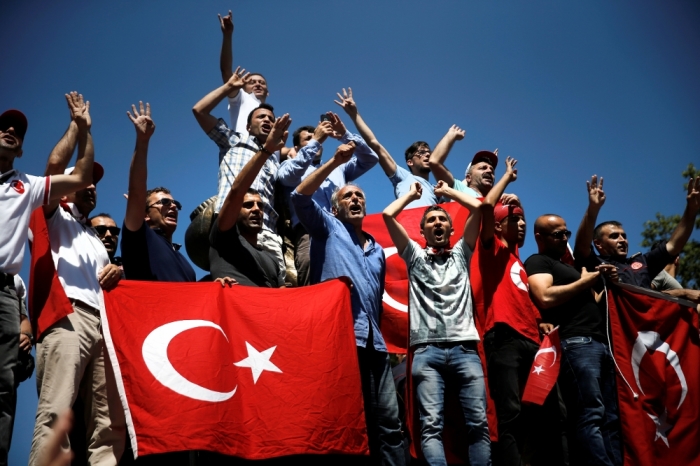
[46,205,109,310]
[0,170,50,275]
[228,90,261,139]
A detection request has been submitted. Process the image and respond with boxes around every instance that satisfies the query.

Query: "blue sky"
[3,1,700,463]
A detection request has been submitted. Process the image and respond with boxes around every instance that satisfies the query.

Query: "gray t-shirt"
[401,239,479,347]
[651,269,682,291]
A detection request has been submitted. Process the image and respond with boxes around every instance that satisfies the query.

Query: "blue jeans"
[560,337,622,466]
[412,343,491,466]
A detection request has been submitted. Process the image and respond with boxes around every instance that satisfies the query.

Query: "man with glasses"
[574,175,700,289]
[122,102,195,283]
[524,214,622,466]
[90,214,123,270]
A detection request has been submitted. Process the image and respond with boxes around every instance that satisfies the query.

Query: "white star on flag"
[234,342,282,384]
[648,410,672,447]
[532,365,544,375]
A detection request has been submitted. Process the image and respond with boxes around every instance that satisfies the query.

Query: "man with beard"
[89,214,122,269]
[193,67,286,277]
[334,88,445,208]
[574,174,700,289]
[209,114,291,288]
[122,102,196,283]
[469,158,566,465]
[29,92,126,466]
[382,180,490,466]
[291,147,405,466]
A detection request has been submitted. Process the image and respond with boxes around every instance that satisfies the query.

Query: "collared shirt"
[453,178,482,198]
[583,243,674,289]
[278,131,378,226]
[208,118,279,232]
[0,169,50,274]
[291,191,387,351]
[121,221,196,282]
[388,166,445,208]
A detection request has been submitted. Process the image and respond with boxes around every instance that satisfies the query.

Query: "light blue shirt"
[453,178,482,198]
[388,166,445,208]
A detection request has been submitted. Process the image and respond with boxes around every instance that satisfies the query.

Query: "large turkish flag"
[608,283,700,466]
[102,279,368,460]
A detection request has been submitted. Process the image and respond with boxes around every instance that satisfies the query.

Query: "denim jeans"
[0,282,20,466]
[560,336,622,466]
[412,343,491,466]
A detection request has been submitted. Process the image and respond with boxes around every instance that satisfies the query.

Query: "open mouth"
[349,204,363,215]
[1,134,16,144]
[434,227,445,240]
[165,213,178,222]
[261,123,272,133]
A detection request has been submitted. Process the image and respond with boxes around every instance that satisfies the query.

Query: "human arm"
[480,157,518,247]
[665,176,700,256]
[193,66,250,135]
[328,112,379,181]
[428,125,465,188]
[217,114,291,232]
[434,179,482,249]
[218,10,238,97]
[19,315,33,352]
[527,267,600,309]
[574,175,605,260]
[295,142,356,196]
[661,288,700,303]
[98,264,122,291]
[382,183,421,255]
[277,122,332,187]
[124,102,156,232]
[334,87,397,177]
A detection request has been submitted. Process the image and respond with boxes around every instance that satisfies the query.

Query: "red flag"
[522,327,561,405]
[608,283,700,466]
[28,207,74,340]
[102,279,369,460]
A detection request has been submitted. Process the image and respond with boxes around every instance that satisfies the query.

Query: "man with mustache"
[382,180,490,466]
[194,67,286,279]
[89,214,122,269]
[574,175,700,289]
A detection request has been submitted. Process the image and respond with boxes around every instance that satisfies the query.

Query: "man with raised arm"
[193,68,286,277]
[470,158,566,465]
[383,180,490,466]
[334,87,444,208]
[210,114,291,288]
[0,97,95,466]
[525,215,622,466]
[574,174,700,289]
[122,102,195,283]
[278,112,378,285]
[291,146,405,465]
[28,92,126,466]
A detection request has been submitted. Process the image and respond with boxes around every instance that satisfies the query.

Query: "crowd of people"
[1,8,700,466]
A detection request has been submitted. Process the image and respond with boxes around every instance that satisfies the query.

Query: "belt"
[418,340,477,349]
[0,272,15,287]
[69,298,101,316]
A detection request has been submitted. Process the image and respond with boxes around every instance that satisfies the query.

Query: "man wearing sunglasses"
[89,214,123,270]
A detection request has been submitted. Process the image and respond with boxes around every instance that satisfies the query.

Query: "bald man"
[523,214,622,466]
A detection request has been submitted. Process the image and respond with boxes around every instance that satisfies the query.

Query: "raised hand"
[504,156,518,182]
[333,87,358,118]
[447,124,465,141]
[65,92,91,130]
[686,176,700,212]
[333,141,356,164]
[327,112,347,139]
[263,114,291,153]
[218,10,234,34]
[313,121,334,144]
[127,102,155,140]
[586,175,605,208]
[434,180,452,199]
[409,181,423,200]
[227,66,251,90]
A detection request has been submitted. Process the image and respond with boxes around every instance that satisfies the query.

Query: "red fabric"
[102,279,369,460]
[522,327,561,405]
[28,207,73,340]
[608,285,700,466]
[471,236,541,344]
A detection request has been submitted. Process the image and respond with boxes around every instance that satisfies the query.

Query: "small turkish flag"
[522,327,561,405]
[102,279,368,460]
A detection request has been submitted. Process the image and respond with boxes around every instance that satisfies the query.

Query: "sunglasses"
[147,198,182,211]
[93,225,121,236]
[544,229,572,239]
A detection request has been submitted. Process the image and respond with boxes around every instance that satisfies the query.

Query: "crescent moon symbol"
[534,346,557,367]
[631,331,687,409]
[510,261,529,292]
[142,320,237,402]
[382,247,408,313]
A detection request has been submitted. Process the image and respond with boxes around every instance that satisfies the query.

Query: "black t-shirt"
[209,218,283,288]
[585,242,673,289]
[121,221,196,282]
[524,253,604,341]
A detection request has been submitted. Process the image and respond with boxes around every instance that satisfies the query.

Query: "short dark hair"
[246,188,260,197]
[593,221,623,240]
[405,141,429,162]
[420,205,452,230]
[88,213,114,223]
[246,103,275,127]
[145,187,171,208]
[293,126,316,147]
[248,73,267,83]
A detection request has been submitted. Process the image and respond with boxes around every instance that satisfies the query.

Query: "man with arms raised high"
[382,180,490,466]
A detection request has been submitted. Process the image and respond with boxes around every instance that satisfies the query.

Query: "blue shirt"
[291,191,387,351]
[388,166,445,208]
[278,131,378,227]
[121,221,196,282]
[453,178,482,198]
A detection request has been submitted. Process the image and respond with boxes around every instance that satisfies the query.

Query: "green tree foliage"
[641,163,700,289]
